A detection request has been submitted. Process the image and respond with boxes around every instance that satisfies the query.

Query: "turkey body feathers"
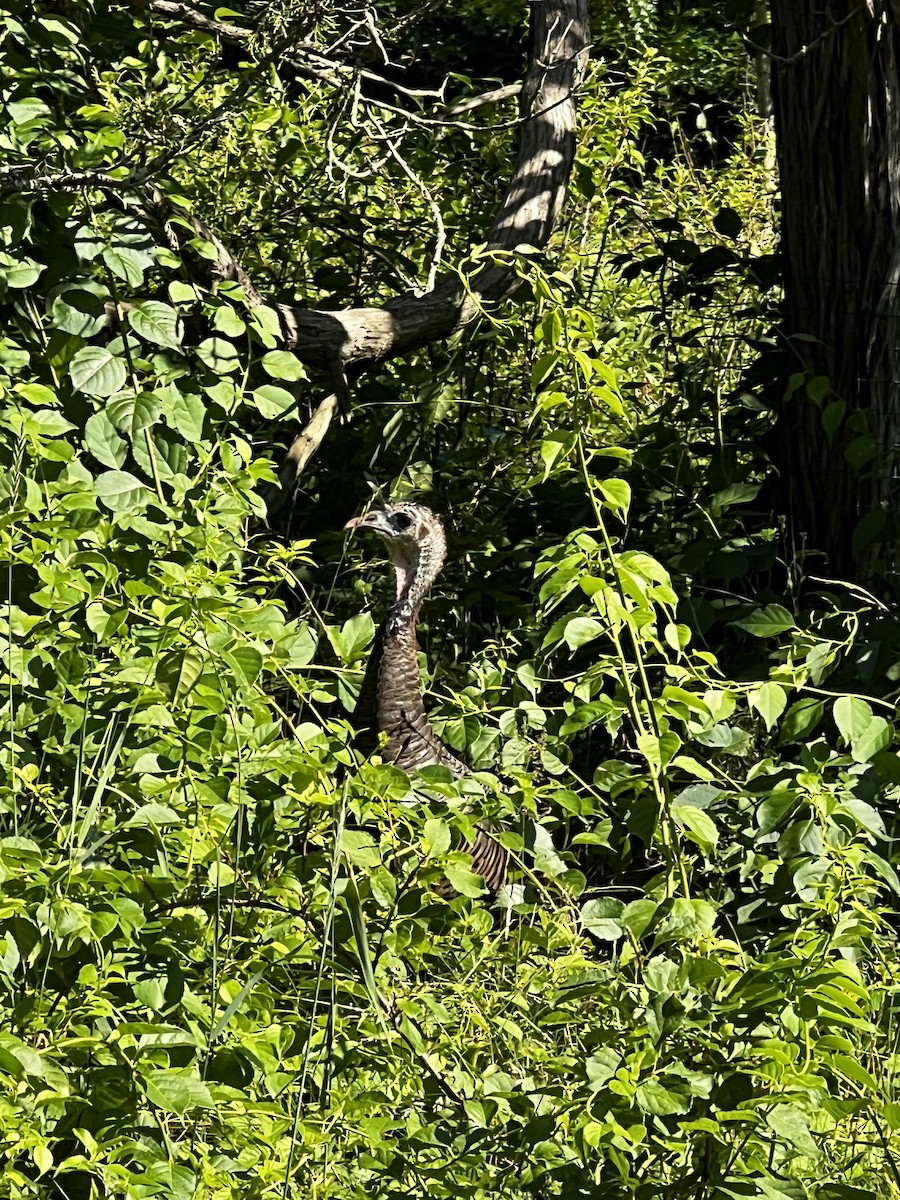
[346,502,507,892]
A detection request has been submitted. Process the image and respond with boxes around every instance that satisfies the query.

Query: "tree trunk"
[770,0,900,574]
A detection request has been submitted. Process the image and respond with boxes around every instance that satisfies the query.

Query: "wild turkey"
[344,501,508,892]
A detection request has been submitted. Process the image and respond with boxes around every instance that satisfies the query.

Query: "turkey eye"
[392,512,413,531]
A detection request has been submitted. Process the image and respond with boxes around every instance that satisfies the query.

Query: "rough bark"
[771,0,900,572]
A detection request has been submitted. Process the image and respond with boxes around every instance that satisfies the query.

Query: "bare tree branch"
[442,81,523,118]
[272,1,590,370]
[261,0,589,511]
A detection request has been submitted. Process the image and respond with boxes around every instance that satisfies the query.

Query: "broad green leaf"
[7,97,51,125]
[340,829,381,868]
[249,304,281,347]
[656,898,717,942]
[0,251,44,288]
[779,698,824,742]
[766,1103,819,1157]
[540,432,575,480]
[563,616,602,650]
[585,1047,621,1088]
[622,898,658,939]
[213,303,247,337]
[224,645,263,686]
[532,821,566,876]
[129,301,182,349]
[637,1079,689,1116]
[749,681,787,730]
[833,696,892,760]
[49,290,108,336]
[156,648,204,702]
[261,350,306,380]
[443,862,486,896]
[94,469,152,512]
[142,1069,214,1113]
[84,410,127,468]
[107,392,161,438]
[580,898,624,940]
[833,695,874,744]
[851,715,892,763]
[251,384,297,420]
[672,804,718,855]
[133,978,167,1010]
[598,478,631,521]
[422,818,451,856]
[22,410,76,438]
[159,385,206,442]
[197,337,241,374]
[69,346,128,397]
[637,730,681,770]
[102,244,153,286]
[733,604,795,636]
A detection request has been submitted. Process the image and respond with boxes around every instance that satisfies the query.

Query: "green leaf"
[733,604,795,637]
[422,818,451,856]
[84,410,127,468]
[580,898,624,940]
[156,648,205,702]
[94,469,152,512]
[540,432,575,480]
[261,350,306,381]
[585,1047,621,1088]
[851,715,892,763]
[598,478,631,521]
[129,301,182,349]
[779,698,824,742]
[142,1069,215,1113]
[0,251,44,288]
[622,898,658,938]
[134,978,167,1010]
[656,898,717,942]
[69,346,128,396]
[159,385,206,442]
[7,97,51,125]
[563,616,602,650]
[251,384,297,420]
[637,730,681,770]
[212,304,247,337]
[107,392,161,439]
[49,289,108,336]
[532,822,566,876]
[102,244,153,286]
[833,696,874,744]
[22,409,76,438]
[225,645,263,686]
[832,696,891,760]
[443,862,486,896]
[340,830,381,868]
[672,804,718,855]
[197,337,241,374]
[637,1079,690,1116]
[766,1103,819,1157]
[749,681,787,730]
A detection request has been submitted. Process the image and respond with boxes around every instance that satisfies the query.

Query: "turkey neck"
[374,540,456,772]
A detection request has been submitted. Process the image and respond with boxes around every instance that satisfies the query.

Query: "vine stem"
[575,430,691,899]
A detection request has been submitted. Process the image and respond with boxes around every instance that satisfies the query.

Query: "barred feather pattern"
[351,504,507,894]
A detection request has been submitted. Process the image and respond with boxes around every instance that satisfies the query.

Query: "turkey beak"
[344,510,392,536]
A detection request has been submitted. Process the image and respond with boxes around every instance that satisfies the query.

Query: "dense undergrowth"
[1,2,899,1197]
